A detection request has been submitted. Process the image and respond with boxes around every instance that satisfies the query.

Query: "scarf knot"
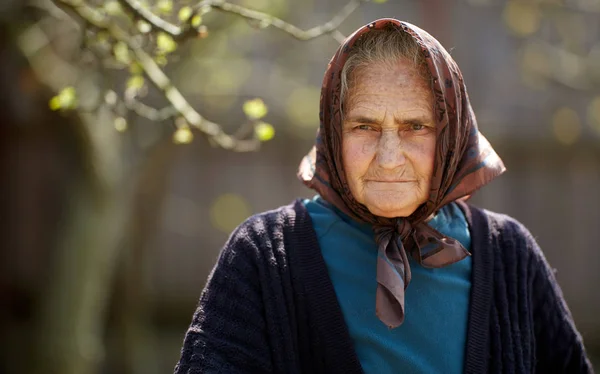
[373,218,413,245]
[373,219,415,328]
[395,218,414,240]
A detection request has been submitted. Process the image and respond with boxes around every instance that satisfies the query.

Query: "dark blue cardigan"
[174,200,593,374]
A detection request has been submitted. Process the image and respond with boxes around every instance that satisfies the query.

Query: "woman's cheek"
[343,137,375,180]
[359,137,377,156]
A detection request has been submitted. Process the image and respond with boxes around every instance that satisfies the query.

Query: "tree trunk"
[110,139,178,374]
[33,109,129,374]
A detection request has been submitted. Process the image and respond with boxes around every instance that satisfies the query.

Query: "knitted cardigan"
[174,200,593,374]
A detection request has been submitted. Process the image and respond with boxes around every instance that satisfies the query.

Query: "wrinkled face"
[342,59,436,218]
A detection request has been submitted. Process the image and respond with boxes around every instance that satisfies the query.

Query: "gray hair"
[340,25,431,113]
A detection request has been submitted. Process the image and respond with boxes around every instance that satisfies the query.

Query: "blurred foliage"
[49,86,78,110]
[25,0,367,151]
[285,85,320,137]
[254,121,275,141]
[589,96,600,135]
[114,116,128,132]
[503,1,540,37]
[552,106,582,145]
[496,0,600,144]
[243,98,268,120]
[209,193,252,233]
[172,125,193,144]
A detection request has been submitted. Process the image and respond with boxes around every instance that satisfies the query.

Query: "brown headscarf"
[298,19,506,328]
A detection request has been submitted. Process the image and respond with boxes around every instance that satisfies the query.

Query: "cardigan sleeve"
[174,219,273,374]
[525,229,594,373]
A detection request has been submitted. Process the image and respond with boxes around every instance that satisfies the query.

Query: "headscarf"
[298,19,506,328]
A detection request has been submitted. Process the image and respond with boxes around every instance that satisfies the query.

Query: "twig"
[331,30,347,44]
[104,90,179,122]
[203,0,362,41]
[117,0,182,36]
[125,97,179,122]
[118,0,363,41]
[131,38,259,150]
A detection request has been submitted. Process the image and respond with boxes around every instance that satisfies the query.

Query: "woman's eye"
[411,124,425,131]
[356,124,373,131]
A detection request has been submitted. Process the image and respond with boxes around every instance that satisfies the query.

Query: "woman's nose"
[376,131,406,169]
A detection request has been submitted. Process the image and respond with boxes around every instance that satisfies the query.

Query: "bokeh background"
[1,0,599,373]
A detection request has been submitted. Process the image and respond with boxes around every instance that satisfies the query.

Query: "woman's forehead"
[344,61,433,110]
[350,60,428,88]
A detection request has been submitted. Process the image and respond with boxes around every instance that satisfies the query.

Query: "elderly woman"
[174,19,592,374]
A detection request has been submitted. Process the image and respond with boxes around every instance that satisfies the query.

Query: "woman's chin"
[363,196,419,218]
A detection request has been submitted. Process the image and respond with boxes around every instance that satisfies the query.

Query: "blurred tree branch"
[106,90,179,122]
[43,0,365,151]
[117,0,364,42]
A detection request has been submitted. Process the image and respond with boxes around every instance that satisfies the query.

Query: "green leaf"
[178,6,193,22]
[48,96,61,111]
[243,98,268,119]
[96,31,109,43]
[127,75,145,90]
[49,86,77,111]
[254,122,275,142]
[60,87,77,108]
[372,0,388,3]
[113,41,131,64]
[137,20,152,33]
[156,0,173,15]
[114,117,127,132]
[198,5,212,16]
[173,126,194,144]
[104,1,122,15]
[154,54,168,66]
[129,61,143,75]
[191,14,202,28]
[156,32,177,54]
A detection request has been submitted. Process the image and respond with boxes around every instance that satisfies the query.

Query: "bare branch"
[50,0,261,151]
[130,38,259,150]
[104,90,179,122]
[125,98,179,122]
[204,0,363,41]
[117,0,183,36]
[43,0,369,150]
[118,0,363,41]
[331,30,347,44]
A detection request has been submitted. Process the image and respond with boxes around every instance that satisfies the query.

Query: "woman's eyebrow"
[345,114,432,125]
[401,118,428,126]
[395,113,432,124]
[344,115,380,124]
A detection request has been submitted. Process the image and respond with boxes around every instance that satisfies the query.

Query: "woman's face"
[342,59,436,218]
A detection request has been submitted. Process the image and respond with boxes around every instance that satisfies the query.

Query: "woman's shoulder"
[221,199,313,255]
[458,201,545,263]
[232,199,309,236]
[214,199,320,281]
[459,201,534,240]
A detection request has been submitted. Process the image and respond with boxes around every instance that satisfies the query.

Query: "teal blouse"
[304,196,472,374]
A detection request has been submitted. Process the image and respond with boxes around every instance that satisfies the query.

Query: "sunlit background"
[1,0,599,373]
